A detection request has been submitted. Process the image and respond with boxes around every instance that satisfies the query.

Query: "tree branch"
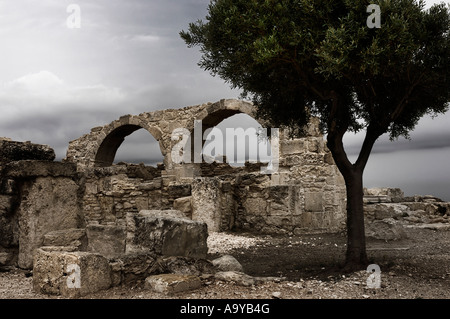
[354,126,381,171]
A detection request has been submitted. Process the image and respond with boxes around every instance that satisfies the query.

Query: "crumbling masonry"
[0,99,347,296]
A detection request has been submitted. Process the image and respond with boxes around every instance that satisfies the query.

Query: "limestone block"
[364,188,405,202]
[86,224,126,259]
[0,140,55,163]
[304,192,324,212]
[0,201,18,248]
[373,204,409,220]
[18,177,80,269]
[145,274,202,294]
[173,196,192,218]
[214,271,255,286]
[127,210,208,259]
[33,248,111,297]
[4,161,76,178]
[168,184,192,199]
[43,228,87,251]
[191,178,222,232]
[280,139,304,156]
[244,197,268,215]
[365,218,407,241]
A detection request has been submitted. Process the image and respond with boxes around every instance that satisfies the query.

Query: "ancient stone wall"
[63,99,347,237]
[1,99,348,271]
[0,141,82,269]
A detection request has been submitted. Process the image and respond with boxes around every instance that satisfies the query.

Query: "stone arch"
[186,99,268,163]
[94,119,165,168]
[195,99,263,131]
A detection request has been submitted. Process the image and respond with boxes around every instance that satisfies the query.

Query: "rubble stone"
[126,210,208,259]
[212,255,244,272]
[214,271,255,286]
[145,274,202,294]
[365,218,407,241]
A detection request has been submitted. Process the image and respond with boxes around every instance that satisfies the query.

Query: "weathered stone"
[127,210,208,258]
[155,256,216,276]
[4,161,76,178]
[33,248,111,297]
[61,99,348,235]
[373,204,409,220]
[0,251,14,265]
[109,253,157,285]
[17,177,81,269]
[214,271,255,286]
[191,178,223,232]
[145,274,202,294]
[211,255,244,272]
[405,223,450,231]
[43,228,87,251]
[86,224,126,259]
[0,140,55,163]
[173,196,192,218]
[365,218,407,241]
[304,192,324,212]
[364,188,404,203]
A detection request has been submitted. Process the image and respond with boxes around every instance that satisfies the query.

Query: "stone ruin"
[2,99,450,296]
[0,98,349,296]
[363,187,450,241]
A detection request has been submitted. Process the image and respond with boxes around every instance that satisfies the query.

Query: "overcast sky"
[0,0,449,200]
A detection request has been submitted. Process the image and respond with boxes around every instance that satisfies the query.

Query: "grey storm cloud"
[0,0,449,200]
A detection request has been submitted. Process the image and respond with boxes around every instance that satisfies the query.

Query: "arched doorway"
[202,113,272,166]
[114,128,164,166]
[94,124,163,167]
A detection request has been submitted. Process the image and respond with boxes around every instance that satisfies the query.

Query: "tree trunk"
[327,127,378,270]
[342,168,368,269]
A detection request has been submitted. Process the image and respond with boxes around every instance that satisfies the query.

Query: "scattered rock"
[212,255,244,272]
[154,256,216,276]
[405,223,450,231]
[214,271,255,286]
[145,274,202,294]
[365,218,407,241]
[272,291,282,299]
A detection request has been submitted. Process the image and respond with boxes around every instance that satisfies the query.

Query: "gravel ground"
[1,227,450,300]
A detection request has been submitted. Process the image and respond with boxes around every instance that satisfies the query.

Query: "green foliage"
[181,0,450,140]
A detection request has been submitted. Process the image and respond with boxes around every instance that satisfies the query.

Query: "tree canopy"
[181,0,449,140]
[181,0,450,268]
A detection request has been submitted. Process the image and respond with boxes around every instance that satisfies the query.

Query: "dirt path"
[1,227,450,299]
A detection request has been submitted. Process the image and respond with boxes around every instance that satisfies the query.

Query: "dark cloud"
[0,0,448,200]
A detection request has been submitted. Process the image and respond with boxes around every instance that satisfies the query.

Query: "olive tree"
[181,0,450,268]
